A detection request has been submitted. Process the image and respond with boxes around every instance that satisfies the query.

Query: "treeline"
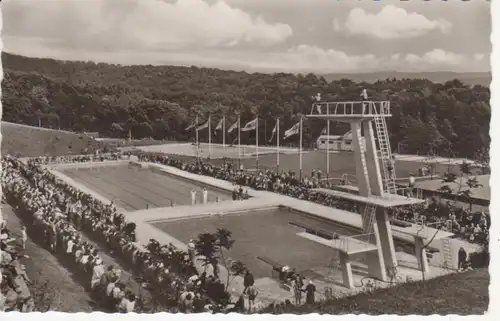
[1,53,491,159]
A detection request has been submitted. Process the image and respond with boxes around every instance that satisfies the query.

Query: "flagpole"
[277,118,280,173]
[195,115,199,160]
[238,116,241,168]
[195,115,199,145]
[208,114,211,159]
[256,117,259,170]
[326,120,330,180]
[299,118,303,180]
[222,116,226,148]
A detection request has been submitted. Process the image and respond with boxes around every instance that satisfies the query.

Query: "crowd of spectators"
[137,153,490,245]
[2,150,488,313]
[1,156,247,313]
[29,152,121,164]
[0,187,34,311]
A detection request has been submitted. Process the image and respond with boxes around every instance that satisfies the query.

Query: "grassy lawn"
[276,268,489,315]
[1,121,106,157]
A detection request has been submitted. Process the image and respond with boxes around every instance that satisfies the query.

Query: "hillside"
[1,121,107,157]
[1,52,491,159]
[264,268,489,315]
[321,71,491,87]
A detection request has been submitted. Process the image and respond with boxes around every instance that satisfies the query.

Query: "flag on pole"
[284,122,300,139]
[196,119,210,131]
[241,118,258,132]
[215,118,224,131]
[268,120,278,143]
[228,119,239,133]
[185,122,196,131]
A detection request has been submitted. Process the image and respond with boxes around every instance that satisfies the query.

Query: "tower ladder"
[326,236,344,279]
[441,238,454,270]
[362,203,378,235]
[373,112,397,194]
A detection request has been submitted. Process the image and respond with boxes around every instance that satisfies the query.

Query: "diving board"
[312,187,424,208]
[297,230,378,289]
[297,232,378,255]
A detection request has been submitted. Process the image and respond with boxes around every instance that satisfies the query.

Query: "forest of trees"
[1,53,491,159]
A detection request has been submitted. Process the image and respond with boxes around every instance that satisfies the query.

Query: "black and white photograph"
[0,0,494,317]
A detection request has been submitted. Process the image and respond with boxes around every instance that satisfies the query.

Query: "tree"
[438,161,483,211]
[473,146,490,174]
[1,52,490,158]
[194,232,218,273]
[193,228,245,290]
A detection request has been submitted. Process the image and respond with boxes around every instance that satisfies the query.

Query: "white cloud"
[404,49,465,68]
[2,0,292,51]
[4,36,484,73]
[334,5,451,39]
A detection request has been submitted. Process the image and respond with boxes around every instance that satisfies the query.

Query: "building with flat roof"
[414,174,490,207]
[316,131,366,152]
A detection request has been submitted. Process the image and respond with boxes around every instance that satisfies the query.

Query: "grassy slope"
[1,204,95,312]
[1,121,106,157]
[277,268,489,315]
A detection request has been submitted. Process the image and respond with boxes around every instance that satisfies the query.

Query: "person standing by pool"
[246,285,258,312]
[458,247,467,271]
[202,188,208,204]
[292,277,303,305]
[304,280,316,304]
[243,270,255,294]
[190,190,197,205]
[187,239,196,264]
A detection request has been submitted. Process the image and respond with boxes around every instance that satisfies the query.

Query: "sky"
[0,0,492,74]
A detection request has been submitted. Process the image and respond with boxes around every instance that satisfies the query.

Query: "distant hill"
[321,71,491,87]
[0,52,490,159]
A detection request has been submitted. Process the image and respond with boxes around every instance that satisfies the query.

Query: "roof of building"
[317,130,359,141]
[414,174,490,201]
[317,135,342,140]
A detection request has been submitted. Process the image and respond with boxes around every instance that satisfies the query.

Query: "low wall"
[50,160,129,170]
[145,163,236,196]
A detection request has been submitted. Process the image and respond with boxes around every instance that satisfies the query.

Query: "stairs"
[442,238,454,270]
[373,115,397,194]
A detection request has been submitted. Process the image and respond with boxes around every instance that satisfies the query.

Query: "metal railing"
[335,232,377,253]
[414,220,447,238]
[309,101,391,117]
[393,187,424,199]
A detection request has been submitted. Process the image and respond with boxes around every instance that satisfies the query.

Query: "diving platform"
[311,188,425,208]
[308,101,391,121]
[292,220,378,289]
[297,232,378,255]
